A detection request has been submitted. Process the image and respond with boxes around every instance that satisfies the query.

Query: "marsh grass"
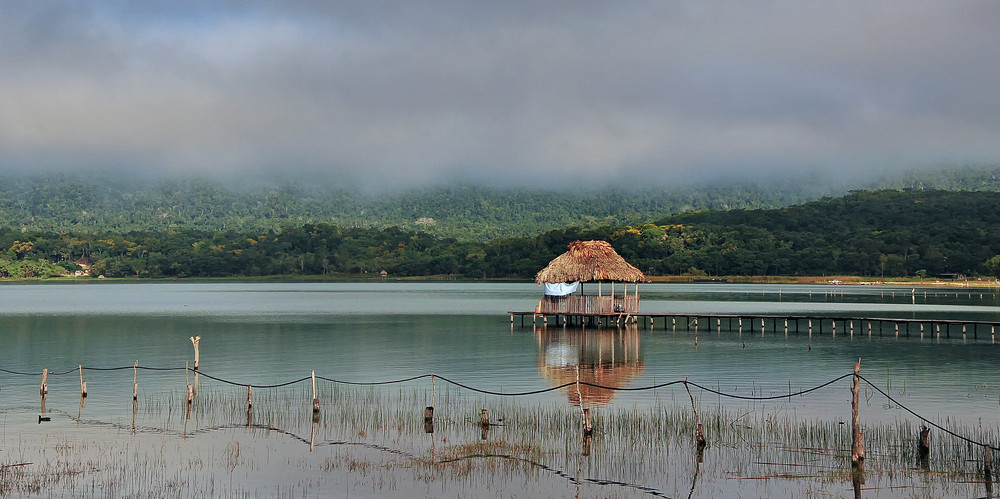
[2,379,997,497]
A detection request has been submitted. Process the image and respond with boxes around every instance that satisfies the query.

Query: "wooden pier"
[508,311,1000,339]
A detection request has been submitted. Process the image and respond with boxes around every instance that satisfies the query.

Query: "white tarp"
[543,281,580,296]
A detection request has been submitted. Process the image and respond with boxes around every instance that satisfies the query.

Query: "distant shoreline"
[2,274,999,288]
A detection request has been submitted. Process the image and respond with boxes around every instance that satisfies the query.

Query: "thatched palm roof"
[535,240,645,284]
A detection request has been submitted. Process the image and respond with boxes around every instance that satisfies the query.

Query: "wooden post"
[133,361,139,401]
[40,368,48,396]
[79,365,87,398]
[425,372,435,427]
[480,408,490,427]
[311,370,320,413]
[247,385,253,409]
[190,336,201,371]
[986,445,995,499]
[851,358,865,470]
[186,384,193,406]
[684,378,707,449]
[582,408,593,436]
[918,425,930,457]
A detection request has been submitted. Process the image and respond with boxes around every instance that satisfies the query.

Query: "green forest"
[2,186,1000,280]
[4,164,999,242]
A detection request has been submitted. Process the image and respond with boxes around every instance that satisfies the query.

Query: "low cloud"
[2,1,999,187]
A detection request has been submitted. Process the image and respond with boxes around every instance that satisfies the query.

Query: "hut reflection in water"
[536,327,644,407]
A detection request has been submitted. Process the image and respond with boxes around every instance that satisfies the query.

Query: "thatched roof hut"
[535,240,644,284]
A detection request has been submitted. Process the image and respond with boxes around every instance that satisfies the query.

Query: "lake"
[1,281,998,497]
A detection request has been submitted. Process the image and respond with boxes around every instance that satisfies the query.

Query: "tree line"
[3,189,1000,280]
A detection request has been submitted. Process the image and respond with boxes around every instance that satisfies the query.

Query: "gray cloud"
[1,1,999,187]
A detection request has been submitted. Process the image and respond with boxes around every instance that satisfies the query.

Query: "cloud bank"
[2,1,999,187]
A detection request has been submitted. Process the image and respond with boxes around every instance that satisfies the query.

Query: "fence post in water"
[79,365,87,398]
[851,358,865,472]
[247,385,253,409]
[190,336,201,371]
[582,408,593,436]
[684,377,707,452]
[311,370,320,414]
[424,373,436,430]
[40,368,48,397]
[918,425,930,457]
[133,361,138,401]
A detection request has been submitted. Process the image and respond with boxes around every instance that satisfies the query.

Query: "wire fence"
[2,364,996,451]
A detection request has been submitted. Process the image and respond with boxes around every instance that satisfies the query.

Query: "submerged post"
[190,336,201,371]
[851,358,865,471]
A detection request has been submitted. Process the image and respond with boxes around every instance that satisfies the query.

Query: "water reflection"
[535,326,644,407]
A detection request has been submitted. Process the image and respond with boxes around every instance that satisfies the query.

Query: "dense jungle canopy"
[3,182,1000,280]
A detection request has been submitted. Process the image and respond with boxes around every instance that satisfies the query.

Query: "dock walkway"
[508,311,1000,339]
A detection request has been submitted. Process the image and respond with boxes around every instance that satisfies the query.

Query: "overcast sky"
[2,1,999,187]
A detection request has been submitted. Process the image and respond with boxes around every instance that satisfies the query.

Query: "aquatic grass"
[4,379,999,498]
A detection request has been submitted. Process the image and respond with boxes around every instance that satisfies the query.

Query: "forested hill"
[2,188,1000,280]
[635,189,1000,277]
[3,165,997,241]
[0,173,839,241]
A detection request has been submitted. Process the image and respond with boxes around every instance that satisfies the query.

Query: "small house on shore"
[534,240,645,319]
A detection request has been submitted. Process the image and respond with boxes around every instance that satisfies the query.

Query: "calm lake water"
[1,281,999,497]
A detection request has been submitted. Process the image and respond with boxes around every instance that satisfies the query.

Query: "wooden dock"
[508,311,1000,339]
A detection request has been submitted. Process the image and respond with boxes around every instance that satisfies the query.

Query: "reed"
[3,379,995,497]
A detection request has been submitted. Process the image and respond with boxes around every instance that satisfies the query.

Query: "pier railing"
[537,295,639,315]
